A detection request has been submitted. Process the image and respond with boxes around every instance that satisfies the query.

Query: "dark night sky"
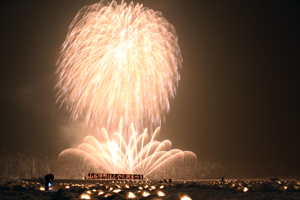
[0,0,299,172]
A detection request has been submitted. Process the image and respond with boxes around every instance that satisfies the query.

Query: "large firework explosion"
[56,0,182,131]
[56,1,195,176]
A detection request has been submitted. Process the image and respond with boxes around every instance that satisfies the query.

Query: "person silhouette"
[44,174,54,191]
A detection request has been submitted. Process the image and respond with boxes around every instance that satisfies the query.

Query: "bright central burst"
[59,120,196,177]
[56,0,182,130]
[57,0,196,177]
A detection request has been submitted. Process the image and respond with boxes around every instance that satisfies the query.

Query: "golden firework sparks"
[59,122,196,176]
[56,0,182,131]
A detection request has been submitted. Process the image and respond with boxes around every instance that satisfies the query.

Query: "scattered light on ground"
[1,179,300,200]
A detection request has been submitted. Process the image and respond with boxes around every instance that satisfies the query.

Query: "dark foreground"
[0,178,299,200]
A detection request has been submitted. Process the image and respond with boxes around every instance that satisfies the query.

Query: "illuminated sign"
[88,173,143,180]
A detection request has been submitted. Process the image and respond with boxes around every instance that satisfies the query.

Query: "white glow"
[157,191,165,196]
[113,189,121,193]
[142,191,150,197]
[78,193,91,199]
[181,195,192,200]
[127,192,136,198]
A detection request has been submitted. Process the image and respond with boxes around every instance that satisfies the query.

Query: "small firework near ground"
[59,125,196,177]
[1,178,300,200]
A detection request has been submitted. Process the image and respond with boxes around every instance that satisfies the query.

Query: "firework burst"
[59,121,196,177]
[56,0,182,131]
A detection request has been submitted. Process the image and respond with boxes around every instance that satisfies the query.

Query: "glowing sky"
[0,0,299,174]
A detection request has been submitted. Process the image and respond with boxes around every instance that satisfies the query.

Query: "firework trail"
[56,0,182,131]
[59,122,196,177]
